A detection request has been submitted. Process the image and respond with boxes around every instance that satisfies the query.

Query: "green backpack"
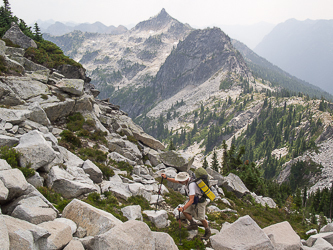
[192,167,215,202]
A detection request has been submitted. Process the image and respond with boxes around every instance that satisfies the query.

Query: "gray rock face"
[54,218,77,235]
[206,167,225,186]
[0,168,28,201]
[107,152,137,166]
[0,215,9,250]
[152,231,178,250]
[263,221,301,250]
[302,237,333,250]
[63,239,85,250]
[62,199,123,236]
[0,80,25,106]
[89,220,155,250]
[15,130,57,170]
[143,210,168,228]
[159,150,194,172]
[0,107,31,124]
[306,232,333,247]
[3,23,37,49]
[27,171,44,188]
[10,196,57,224]
[0,39,5,56]
[55,79,84,96]
[47,166,98,199]
[38,220,73,250]
[320,222,333,233]
[101,181,132,200]
[107,137,142,162]
[121,205,143,221]
[251,192,277,208]
[0,159,12,171]
[82,159,103,183]
[210,215,275,250]
[41,98,75,122]
[0,179,9,201]
[0,134,19,147]
[222,173,250,198]
[4,57,25,73]
[3,215,50,250]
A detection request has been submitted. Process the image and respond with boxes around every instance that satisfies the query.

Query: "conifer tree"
[211,150,219,172]
[34,22,42,41]
[202,157,208,169]
[168,140,175,150]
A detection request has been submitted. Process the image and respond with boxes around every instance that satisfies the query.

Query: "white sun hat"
[175,172,190,182]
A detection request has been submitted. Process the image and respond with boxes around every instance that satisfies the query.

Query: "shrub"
[1,38,20,48]
[78,148,107,163]
[24,40,82,69]
[95,162,114,179]
[59,130,82,149]
[37,187,71,212]
[0,146,20,168]
[67,112,85,132]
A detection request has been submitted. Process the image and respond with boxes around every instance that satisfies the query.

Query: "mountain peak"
[133,8,175,31]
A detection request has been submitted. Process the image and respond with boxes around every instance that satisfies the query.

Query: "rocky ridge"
[2,23,332,249]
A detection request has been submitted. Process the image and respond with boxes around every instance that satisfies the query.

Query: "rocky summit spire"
[133,8,174,31]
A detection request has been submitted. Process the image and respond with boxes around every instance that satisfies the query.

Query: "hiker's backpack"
[192,167,216,202]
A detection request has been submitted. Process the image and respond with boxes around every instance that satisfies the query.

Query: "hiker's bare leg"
[201,219,208,228]
[182,211,192,221]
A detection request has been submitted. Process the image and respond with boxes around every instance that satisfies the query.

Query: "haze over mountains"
[255,18,333,95]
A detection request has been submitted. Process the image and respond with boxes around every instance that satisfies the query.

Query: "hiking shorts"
[184,200,207,221]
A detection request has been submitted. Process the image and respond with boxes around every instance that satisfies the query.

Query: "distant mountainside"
[220,22,275,49]
[232,39,333,101]
[41,21,128,36]
[254,19,333,94]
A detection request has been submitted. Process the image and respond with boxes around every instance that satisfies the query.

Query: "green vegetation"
[37,187,71,212]
[0,145,35,178]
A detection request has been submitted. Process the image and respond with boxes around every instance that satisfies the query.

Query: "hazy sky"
[10,0,333,27]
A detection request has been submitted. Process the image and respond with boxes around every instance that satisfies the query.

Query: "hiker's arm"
[161,173,179,183]
[179,195,194,212]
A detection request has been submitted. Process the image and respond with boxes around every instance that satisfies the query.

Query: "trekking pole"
[178,206,183,246]
[155,176,164,212]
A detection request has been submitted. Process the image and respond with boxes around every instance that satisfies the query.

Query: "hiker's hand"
[178,206,184,212]
[161,173,167,179]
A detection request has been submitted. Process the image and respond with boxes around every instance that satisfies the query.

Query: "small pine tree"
[202,157,208,169]
[211,150,219,172]
[168,140,176,150]
[33,22,42,41]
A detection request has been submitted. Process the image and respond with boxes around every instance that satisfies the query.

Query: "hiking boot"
[201,227,211,240]
[186,220,198,231]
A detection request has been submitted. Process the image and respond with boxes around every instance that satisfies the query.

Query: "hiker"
[161,172,211,240]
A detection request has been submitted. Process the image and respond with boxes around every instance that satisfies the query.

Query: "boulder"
[128,182,152,202]
[0,179,9,201]
[159,150,194,172]
[107,137,142,162]
[0,215,9,250]
[63,239,85,250]
[55,78,84,96]
[121,205,143,221]
[143,210,168,228]
[73,94,93,112]
[302,237,333,250]
[10,196,57,224]
[47,166,98,199]
[5,46,25,57]
[263,221,301,250]
[62,199,123,236]
[4,57,25,74]
[54,218,77,235]
[0,80,25,106]
[27,171,44,188]
[27,102,51,126]
[26,70,49,84]
[320,223,333,233]
[149,194,165,204]
[0,107,31,124]
[0,168,28,200]
[0,134,19,147]
[38,220,72,250]
[1,76,49,100]
[23,57,49,71]
[210,215,275,250]
[152,231,178,250]
[108,152,137,166]
[74,226,87,238]
[82,159,103,183]
[89,220,155,250]
[3,215,50,250]
[3,22,37,49]
[306,232,333,247]
[15,130,57,170]
[101,181,132,200]
[222,173,250,198]
[0,39,5,56]
[56,64,87,81]
[206,167,225,186]
[251,192,277,208]
[41,98,75,122]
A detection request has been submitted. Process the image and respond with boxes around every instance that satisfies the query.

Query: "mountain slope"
[254,19,333,94]
[232,39,333,101]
